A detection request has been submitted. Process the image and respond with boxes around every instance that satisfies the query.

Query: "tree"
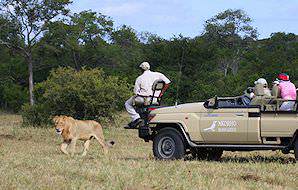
[0,0,71,105]
[111,25,139,47]
[204,9,258,76]
[42,10,113,70]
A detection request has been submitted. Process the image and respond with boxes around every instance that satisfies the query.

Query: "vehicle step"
[190,143,286,150]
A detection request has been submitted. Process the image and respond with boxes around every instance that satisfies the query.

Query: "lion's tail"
[106,140,115,148]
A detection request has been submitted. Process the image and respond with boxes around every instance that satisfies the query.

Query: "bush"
[22,67,132,126]
[21,103,52,127]
[0,82,28,112]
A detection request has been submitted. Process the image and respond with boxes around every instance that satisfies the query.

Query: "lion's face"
[53,116,68,135]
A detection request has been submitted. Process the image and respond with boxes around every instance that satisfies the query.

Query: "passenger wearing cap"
[250,78,272,106]
[124,62,171,128]
[255,78,272,96]
[277,73,297,111]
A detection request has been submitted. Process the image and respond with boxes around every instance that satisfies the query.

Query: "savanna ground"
[0,112,297,190]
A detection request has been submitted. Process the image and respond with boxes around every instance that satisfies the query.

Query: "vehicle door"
[200,99,249,143]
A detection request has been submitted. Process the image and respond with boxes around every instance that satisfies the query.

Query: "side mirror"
[208,100,215,107]
[204,96,218,109]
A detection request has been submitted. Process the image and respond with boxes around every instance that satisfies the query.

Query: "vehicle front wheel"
[153,128,185,160]
[294,137,298,161]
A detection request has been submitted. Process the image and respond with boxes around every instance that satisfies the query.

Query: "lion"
[53,116,115,156]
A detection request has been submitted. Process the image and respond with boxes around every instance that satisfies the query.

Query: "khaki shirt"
[253,83,272,96]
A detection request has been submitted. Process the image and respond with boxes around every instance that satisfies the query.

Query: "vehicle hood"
[152,102,207,114]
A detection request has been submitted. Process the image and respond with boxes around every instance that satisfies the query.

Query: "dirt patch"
[0,134,34,142]
[18,135,33,141]
[240,174,261,181]
[0,134,15,140]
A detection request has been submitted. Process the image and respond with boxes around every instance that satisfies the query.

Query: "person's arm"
[159,73,171,84]
[278,85,282,98]
[158,73,171,97]
[133,78,140,95]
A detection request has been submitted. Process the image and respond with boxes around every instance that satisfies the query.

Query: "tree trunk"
[28,55,34,105]
[224,68,228,77]
[231,61,239,75]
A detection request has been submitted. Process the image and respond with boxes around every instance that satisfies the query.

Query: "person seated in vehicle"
[250,78,272,106]
[271,80,280,98]
[240,87,254,106]
[277,73,297,111]
[124,62,171,129]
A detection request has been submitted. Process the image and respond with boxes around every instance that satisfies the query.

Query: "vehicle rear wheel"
[206,148,223,161]
[153,128,185,160]
[294,137,298,161]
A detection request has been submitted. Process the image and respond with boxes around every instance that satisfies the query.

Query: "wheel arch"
[152,122,195,148]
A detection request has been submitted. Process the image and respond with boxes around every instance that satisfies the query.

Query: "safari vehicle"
[130,80,298,161]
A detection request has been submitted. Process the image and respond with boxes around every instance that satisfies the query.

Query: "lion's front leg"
[60,141,69,155]
[69,138,77,157]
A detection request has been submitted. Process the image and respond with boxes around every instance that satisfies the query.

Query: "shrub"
[0,82,28,112]
[22,67,132,126]
[21,103,52,127]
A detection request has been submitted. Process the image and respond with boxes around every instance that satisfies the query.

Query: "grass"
[0,113,297,190]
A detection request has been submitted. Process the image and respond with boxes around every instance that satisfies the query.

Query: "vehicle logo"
[203,121,218,132]
[204,120,237,132]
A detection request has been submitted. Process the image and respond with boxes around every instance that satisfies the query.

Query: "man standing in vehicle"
[124,62,171,129]
[277,73,297,111]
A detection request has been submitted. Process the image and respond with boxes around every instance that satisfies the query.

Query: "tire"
[294,138,298,161]
[191,148,208,160]
[153,128,185,160]
[206,148,223,161]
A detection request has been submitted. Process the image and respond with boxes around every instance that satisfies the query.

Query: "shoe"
[124,118,142,129]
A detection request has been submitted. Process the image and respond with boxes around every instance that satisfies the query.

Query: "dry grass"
[0,112,297,190]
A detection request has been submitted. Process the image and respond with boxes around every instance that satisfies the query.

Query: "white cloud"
[102,2,145,16]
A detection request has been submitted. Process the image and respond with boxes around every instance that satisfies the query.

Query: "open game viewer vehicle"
[128,81,298,161]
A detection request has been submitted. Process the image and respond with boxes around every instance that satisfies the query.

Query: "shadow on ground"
[220,155,296,164]
[185,154,296,164]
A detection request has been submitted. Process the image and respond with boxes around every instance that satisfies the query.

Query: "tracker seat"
[133,79,166,108]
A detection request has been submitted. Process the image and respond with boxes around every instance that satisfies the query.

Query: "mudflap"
[138,124,152,142]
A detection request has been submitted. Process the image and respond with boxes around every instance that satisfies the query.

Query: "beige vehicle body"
[150,102,297,144]
[140,96,298,160]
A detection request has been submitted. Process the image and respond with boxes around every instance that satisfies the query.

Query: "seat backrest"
[152,79,165,91]
[134,80,166,108]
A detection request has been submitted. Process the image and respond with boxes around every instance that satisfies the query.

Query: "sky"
[71,0,298,39]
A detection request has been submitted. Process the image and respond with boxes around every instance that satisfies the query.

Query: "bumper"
[138,125,152,142]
